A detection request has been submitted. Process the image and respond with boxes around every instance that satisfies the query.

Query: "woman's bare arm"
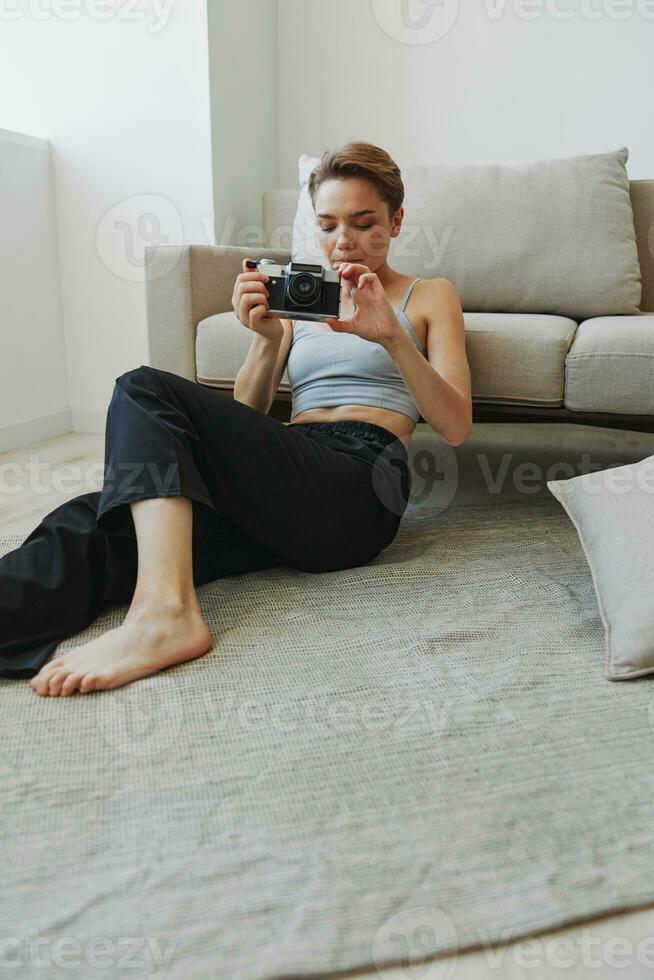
[233,318,294,415]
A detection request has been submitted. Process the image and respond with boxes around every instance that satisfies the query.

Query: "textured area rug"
[2,492,654,980]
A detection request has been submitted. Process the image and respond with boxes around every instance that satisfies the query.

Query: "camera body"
[246,259,341,322]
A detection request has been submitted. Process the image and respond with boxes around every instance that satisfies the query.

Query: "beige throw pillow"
[548,455,654,680]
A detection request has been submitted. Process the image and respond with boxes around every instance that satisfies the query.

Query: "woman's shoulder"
[417,277,462,315]
[415,275,459,295]
[410,276,462,318]
[401,277,462,351]
[395,274,460,304]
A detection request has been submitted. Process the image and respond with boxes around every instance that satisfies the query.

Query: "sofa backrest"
[263,179,654,316]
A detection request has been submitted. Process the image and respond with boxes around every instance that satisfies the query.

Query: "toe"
[60,672,85,696]
[31,658,63,690]
[31,676,52,695]
[31,667,61,695]
[79,675,98,694]
[47,669,71,696]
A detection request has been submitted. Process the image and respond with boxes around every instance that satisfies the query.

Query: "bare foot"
[29,606,214,696]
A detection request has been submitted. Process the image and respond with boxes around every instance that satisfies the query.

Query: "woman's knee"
[115,364,161,392]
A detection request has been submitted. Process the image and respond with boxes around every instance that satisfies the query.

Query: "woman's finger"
[239,295,269,325]
[241,294,267,312]
[249,303,271,325]
[358,273,377,288]
[325,317,352,332]
[339,262,371,277]
[236,281,270,300]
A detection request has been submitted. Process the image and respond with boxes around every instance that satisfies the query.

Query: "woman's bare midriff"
[287,406,415,449]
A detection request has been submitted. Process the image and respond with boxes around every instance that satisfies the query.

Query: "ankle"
[126,592,202,623]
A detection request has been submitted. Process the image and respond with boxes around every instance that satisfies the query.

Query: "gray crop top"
[286,277,427,423]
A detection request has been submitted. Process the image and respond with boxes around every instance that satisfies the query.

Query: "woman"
[1,142,472,696]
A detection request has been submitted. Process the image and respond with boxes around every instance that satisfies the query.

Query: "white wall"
[0,0,215,436]
[276,0,654,186]
[0,129,69,452]
[1,1,652,445]
[207,0,279,246]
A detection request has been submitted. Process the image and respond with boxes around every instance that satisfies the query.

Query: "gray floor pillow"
[548,454,654,680]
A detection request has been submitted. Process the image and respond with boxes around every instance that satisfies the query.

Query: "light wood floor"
[0,432,105,536]
[2,428,654,979]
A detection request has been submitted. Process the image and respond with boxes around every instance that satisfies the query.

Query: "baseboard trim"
[0,408,73,455]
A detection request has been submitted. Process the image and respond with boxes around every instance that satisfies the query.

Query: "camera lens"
[288,272,319,306]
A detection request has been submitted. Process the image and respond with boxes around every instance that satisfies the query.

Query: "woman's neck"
[372,262,406,292]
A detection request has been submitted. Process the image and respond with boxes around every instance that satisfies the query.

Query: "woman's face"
[313,177,403,273]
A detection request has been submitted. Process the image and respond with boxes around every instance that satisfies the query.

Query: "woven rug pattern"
[2,494,654,979]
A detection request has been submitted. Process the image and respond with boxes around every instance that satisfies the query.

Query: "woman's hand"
[232,258,284,342]
[324,263,403,347]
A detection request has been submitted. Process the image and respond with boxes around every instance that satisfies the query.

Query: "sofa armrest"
[144,244,292,380]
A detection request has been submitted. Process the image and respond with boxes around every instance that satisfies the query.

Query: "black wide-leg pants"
[0,365,411,679]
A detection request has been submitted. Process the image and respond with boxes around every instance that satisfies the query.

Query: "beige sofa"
[144,180,654,434]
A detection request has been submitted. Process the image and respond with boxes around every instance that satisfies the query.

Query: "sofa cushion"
[564,314,654,414]
[195,311,280,389]
[465,313,577,406]
[292,148,642,321]
[196,310,576,408]
[548,454,654,680]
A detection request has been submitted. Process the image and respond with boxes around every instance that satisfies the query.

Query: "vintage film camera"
[246,259,341,322]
